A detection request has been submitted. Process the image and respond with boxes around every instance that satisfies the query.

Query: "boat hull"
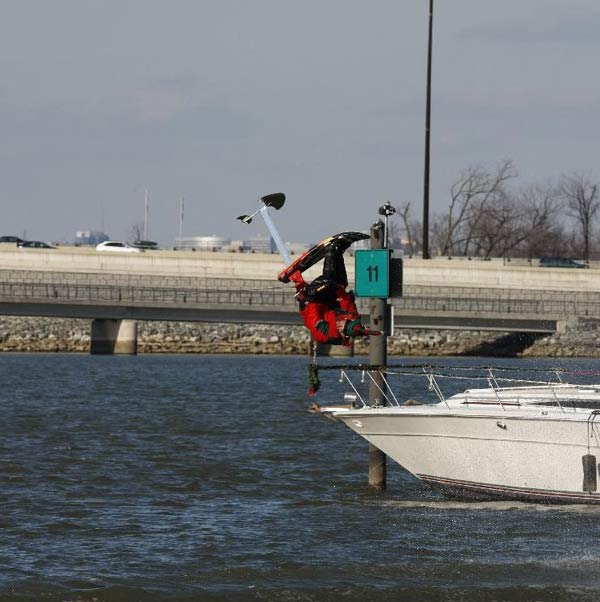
[333,408,600,504]
[421,475,600,504]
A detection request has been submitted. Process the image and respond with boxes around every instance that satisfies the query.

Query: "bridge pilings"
[90,319,138,355]
[556,318,578,334]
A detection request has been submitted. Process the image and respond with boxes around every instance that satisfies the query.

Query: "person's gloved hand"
[343,319,381,337]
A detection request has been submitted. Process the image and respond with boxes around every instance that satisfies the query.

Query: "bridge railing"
[393,296,600,317]
[0,281,296,309]
[0,280,599,318]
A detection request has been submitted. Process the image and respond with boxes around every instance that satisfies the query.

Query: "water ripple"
[1,354,599,601]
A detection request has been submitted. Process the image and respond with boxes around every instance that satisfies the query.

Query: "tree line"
[395,159,600,261]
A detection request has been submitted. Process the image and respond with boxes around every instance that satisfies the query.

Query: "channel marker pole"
[368,219,387,490]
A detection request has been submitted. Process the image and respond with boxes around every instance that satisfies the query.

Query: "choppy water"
[2,353,600,601]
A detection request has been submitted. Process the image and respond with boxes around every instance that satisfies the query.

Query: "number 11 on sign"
[355,249,390,297]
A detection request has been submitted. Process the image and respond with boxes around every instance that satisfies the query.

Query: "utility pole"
[368,219,387,490]
[179,197,184,242]
[144,189,149,241]
[422,0,433,259]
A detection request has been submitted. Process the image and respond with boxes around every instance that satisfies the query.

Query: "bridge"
[0,247,598,353]
[0,277,588,353]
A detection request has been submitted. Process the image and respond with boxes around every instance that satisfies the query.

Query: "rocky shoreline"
[0,316,599,357]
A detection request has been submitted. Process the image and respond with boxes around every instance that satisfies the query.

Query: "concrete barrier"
[1,246,600,294]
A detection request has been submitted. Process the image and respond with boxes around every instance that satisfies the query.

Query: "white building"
[175,235,230,251]
[75,230,110,246]
[244,234,276,253]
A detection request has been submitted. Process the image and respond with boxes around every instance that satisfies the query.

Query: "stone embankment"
[0,316,598,357]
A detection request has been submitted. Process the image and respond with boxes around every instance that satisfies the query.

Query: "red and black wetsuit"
[292,249,360,345]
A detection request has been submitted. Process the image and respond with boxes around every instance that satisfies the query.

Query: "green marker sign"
[355,249,390,297]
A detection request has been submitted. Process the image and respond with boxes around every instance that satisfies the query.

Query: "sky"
[2,1,600,246]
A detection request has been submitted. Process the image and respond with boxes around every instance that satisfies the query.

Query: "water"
[2,354,600,601]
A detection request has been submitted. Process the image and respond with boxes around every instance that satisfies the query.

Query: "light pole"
[422,0,433,259]
[144,189,149,241]
[379,201,397,248]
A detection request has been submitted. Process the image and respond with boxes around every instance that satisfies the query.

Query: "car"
[95,241,141,253]
[0,235,24,244]
[539,257,589,268]
[17,240,56,249]
[132,239,158,250]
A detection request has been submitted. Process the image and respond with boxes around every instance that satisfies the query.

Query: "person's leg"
[322,249,348,287]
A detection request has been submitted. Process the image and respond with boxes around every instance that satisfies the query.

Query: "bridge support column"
[556,318,577,334]
[90,319,138,355]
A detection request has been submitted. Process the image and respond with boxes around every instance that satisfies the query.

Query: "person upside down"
[289,241,381,345]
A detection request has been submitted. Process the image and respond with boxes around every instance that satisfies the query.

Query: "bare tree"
[514,183,563,258]
[468,190,519,257]
[128,222,144,242]
[436,159,517,256]
[455,182,564,258]
[386,216,403,250]
[559,173,600,261]
[398,202,418,256]
[424,161,600,260]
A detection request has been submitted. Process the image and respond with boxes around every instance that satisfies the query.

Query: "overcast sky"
[2,1,600,245]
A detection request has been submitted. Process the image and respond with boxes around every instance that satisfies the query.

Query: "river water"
[2,353,600,601]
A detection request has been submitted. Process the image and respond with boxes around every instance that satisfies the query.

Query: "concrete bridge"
[0,274,589,353]
[0,245,598,352]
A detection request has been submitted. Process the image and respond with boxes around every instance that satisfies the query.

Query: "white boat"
[319,366,600,504]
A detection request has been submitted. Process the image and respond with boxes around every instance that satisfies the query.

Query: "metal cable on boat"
[365,371,397,407]
[314,363,600,388]
[313,362,600,377]
[338,370,367,408]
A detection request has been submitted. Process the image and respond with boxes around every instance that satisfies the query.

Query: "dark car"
[0,236,24,244]
[132,239,158,249]
[17,241,56,249]
[539,257,589,268]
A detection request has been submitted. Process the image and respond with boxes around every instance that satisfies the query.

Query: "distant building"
[174,234,310,255]
[286,241,310,256]
[75,230,110,246]
[244,234,276,253]
[175,235,230,251]
[223,240,245,252]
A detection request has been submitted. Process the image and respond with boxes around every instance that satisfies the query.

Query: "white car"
[95,241,141,253]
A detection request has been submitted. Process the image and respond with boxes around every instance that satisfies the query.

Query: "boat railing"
[337,368,404,409]
[547,382,567,413]
[316,363,600,410]
[367,370,402,407]
[486,368,508,411]
[586,411,600,450]
[424,370,450,409]
[338,370,368,408]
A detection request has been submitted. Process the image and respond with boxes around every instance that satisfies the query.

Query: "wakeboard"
[278,231,369,283]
